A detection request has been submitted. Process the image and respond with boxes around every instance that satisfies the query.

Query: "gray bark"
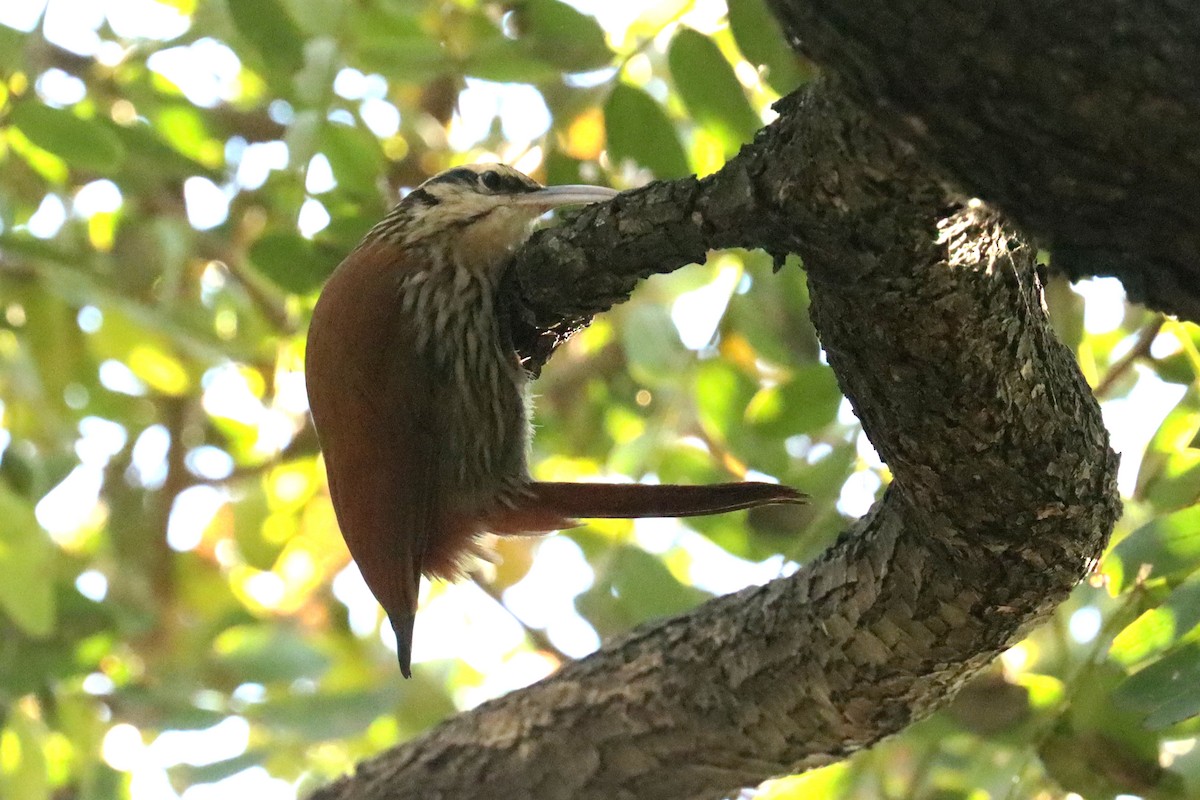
[766,0,1200,322]
[309,83,1119,800]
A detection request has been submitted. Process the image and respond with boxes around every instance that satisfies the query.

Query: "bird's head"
[370,164,617,276]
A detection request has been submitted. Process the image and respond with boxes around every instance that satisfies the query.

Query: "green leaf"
[226,0,305,75]
[1114,642,1200,729]
[1112,572,1200,666]
[295,36,341,105]
[112,118,223,183]
[250,231,337,295]
[789,443,857,504]
[151,104,222,168]
[1155,327,1200,385]
[1044,661,1181,793]
[464,40,563,83]
[9,102,125,173]
[17,286,92,419]
[0,233,76,264]
[281,0,346,34]
[686,507,784,561]
[575,544,709,635]
[544,149,584,186]
[694,360,757,440]
[0,485,56,637]
[353,9,446,79]
[1135,388,1200,511]
[0,711,49,800]
[174,750,267,786]
[728,0,809,94]
[1104,505,1200,593]
[250,689,399,741]
[656,441,726,486]
[0,25,25,72]
[745,365,843,437]
[1043,276,1086,353]
[509,0,611,72]
[232,482,279,571]
[667,28,761,155]
[286,109,324,168]
[723,254,818,366]
[322,206,379,253]
[604,83,690,179]
[620,304,689,385]
[112,685,228,731]
[321,121,385,198]
[1039,726,1177,796]
[212,624,331,683]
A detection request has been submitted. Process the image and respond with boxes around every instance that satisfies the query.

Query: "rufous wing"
[306,243,439,678]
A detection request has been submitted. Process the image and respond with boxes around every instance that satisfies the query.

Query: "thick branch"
[766,0,1200,321]
[312,83,1118,800]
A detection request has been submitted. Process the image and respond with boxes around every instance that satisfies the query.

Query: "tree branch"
[311,82,1119,800]
[765,0,1200,321]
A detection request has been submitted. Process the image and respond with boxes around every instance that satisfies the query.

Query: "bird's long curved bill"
[508,185,619,209]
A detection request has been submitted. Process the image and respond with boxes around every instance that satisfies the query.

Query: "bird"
[305,163,804,678]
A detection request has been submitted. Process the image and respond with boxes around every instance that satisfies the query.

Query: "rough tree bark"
[309,80,1120,799]
[302,0,1200,794]
[766,0,1200,322]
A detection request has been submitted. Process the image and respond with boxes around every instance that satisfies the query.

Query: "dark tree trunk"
[309,82,1119,800]
[766,0,1200,321]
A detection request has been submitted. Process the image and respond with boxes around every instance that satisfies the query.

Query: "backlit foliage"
[0,1,1197,798]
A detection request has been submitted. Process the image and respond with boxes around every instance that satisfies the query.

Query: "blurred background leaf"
[604,82,690,179]
[0,2,1195,800]
[667,27,760,156]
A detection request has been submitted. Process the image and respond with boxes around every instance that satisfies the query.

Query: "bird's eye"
[480,171,503,191]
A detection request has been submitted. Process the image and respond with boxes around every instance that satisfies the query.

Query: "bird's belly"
[415,272,530,507]
[437,340,529,501]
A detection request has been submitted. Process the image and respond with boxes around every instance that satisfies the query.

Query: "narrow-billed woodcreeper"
[305,164,803,677]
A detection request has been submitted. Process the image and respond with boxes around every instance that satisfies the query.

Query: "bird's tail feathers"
[391,613,416,679]
[491,481,803,530]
